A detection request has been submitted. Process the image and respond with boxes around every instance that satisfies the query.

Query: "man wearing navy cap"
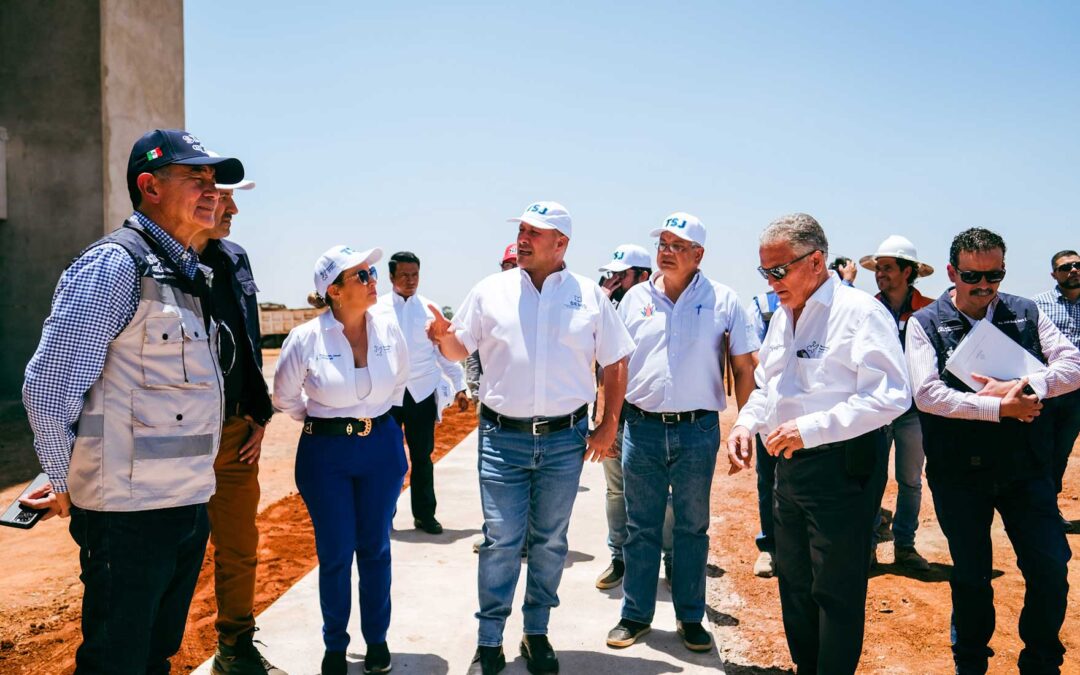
[22,129,243,674]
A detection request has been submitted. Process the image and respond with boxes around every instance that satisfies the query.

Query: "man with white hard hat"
[858,234,935,571]
[593,243,672,592]
[428,201,635,675]
[606,213,758,653]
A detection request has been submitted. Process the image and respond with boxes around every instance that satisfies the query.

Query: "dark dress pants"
[1049,389,1080,494]
[69,504,210,675]
[931,475,1070,674]
[391,390,439,522]
[773,433,888,675]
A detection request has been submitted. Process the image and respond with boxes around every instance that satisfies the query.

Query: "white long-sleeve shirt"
[273,306,409,421]
[735,276,911,448]
[378,291,466,402]
[905,295,1080,422]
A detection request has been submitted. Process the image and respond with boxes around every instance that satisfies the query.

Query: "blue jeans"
[475,416,588,646]
[295,417,407,652]
[603,445,673,563]
[930,476,1070,674]
[69,504,210,675]
[884,409,925,548]
[621,408,720,624]
[755,435,777,552]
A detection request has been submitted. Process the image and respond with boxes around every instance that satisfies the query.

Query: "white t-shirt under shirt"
[451,267,635,418]
[273,305,409,421]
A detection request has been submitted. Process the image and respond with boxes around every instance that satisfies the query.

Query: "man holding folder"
[906,227,1080,674]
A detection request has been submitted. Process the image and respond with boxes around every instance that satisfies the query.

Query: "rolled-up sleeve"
[796,307,911,448]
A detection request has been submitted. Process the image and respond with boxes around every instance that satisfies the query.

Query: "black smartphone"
[0,473,51,530]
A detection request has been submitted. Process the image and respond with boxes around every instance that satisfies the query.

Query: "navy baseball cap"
[127,129,244,195]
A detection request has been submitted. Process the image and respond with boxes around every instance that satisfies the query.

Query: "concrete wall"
[0,0,184,398]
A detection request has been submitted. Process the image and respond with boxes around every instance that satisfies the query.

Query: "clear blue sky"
[185,1,1079,310]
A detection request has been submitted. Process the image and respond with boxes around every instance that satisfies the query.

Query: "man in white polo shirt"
[605,213,759,653]
[378,250,467,535]
[428,201,635,675]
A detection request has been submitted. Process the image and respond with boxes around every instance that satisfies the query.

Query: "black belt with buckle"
[625,402,714,425]
[480,404,589,436]
[303,413,392,438]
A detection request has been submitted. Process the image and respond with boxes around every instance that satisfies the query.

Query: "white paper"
[944,319,1047,391]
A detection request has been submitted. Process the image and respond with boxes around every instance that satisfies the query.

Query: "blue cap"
[126,129,244,196]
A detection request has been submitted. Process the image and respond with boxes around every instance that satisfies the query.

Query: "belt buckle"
[660,412,679,424]
[532,418,549,435]
[303,421,313,435]
[357,418,373,437]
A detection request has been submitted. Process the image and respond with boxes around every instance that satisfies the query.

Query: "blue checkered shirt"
[22,213,200,493]
[1034,286,1080,350]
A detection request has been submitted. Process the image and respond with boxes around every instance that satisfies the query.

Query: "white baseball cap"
[599,244,653,273]
[216,179,255,190]
[859,234,934,277]
[650,211,706,247]
[507,201,572,239]
[313,245,383,298]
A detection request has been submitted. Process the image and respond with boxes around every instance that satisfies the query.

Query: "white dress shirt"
[452,267,636,418]
[619,271,759,413]
[905,294,1080,422]
[378,291,466,402]
[735,276,912,448]
[273,306,409,421]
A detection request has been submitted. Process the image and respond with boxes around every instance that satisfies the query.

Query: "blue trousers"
[621,409,720,624]
[475,417,587,646]
[930,476,1070,674]
[295,418,407,652]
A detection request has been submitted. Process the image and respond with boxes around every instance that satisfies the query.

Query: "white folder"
[944,318,1046,392]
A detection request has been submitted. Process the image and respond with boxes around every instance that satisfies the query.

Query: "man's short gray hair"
[760,213,829,257]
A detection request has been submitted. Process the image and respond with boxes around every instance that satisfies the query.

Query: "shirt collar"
[806,274,839,308]
[132,211,200,280]
[392,290,417,306]
[648,269,702,305]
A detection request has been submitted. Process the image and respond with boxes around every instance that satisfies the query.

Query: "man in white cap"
[189,180,285,674]
[428,202,635,675]
[593,243,673,591]
[605,213,758,653]
[858,234,935,571]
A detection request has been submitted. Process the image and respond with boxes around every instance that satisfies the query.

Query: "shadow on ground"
[343,651,450,674]
[722,663,795,674]
[390,527,481,544]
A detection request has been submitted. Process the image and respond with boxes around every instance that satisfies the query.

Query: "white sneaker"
[753,551,775,578]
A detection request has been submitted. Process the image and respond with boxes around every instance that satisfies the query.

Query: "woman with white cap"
[273,245,409,675]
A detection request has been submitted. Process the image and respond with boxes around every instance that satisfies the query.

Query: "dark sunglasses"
[758,249,818,281]
[956,269,1006,284]
[347,266,378,285]
[1055,261,1080,274]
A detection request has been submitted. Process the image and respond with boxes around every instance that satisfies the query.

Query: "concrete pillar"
[0,0,184,397]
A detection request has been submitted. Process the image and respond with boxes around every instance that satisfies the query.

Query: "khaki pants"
[207,416,261,645]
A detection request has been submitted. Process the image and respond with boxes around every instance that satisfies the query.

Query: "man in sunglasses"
[593,243,668,591]
[380,251,467,535]
[727,213,910,674]
[906,228,1080,674]
[1034,249,1080,533]
[606,214,758,653]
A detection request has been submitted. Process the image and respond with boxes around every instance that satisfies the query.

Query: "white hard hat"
[859,234,934,277]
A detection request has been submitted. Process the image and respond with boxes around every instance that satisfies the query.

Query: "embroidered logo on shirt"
[315,353,341,361]
[641,303,656,318]
[565,295,584,310]
[373,344,392,356]
[795,341,827,358]
[998,318,1027,326]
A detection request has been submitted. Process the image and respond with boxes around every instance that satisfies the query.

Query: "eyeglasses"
[757,249,818,281]
[956,269,1006,284]
[348,266,378,285]
[603,269,629,280]
[656,240,695,254]
[1055,261,1080,274]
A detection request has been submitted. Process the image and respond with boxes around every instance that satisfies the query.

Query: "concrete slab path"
[195,428,724,674]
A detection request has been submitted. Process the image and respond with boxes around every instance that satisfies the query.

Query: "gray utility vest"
[912,291,1051,493]
[68,218,224,511]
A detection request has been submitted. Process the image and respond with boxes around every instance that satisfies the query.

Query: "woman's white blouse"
[273,306,409,420]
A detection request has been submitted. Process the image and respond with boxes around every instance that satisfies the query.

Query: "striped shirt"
[1034,287,1080,350]
[905,296,1080,423]
[22,213,200,493]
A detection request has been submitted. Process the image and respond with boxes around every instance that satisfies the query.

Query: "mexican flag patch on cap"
[145,147,163,161]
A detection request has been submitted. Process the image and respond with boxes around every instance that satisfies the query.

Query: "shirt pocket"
[130,387,219,500]
[559,305,597,353]
[795,357,827,393]
[142,316,186,386]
